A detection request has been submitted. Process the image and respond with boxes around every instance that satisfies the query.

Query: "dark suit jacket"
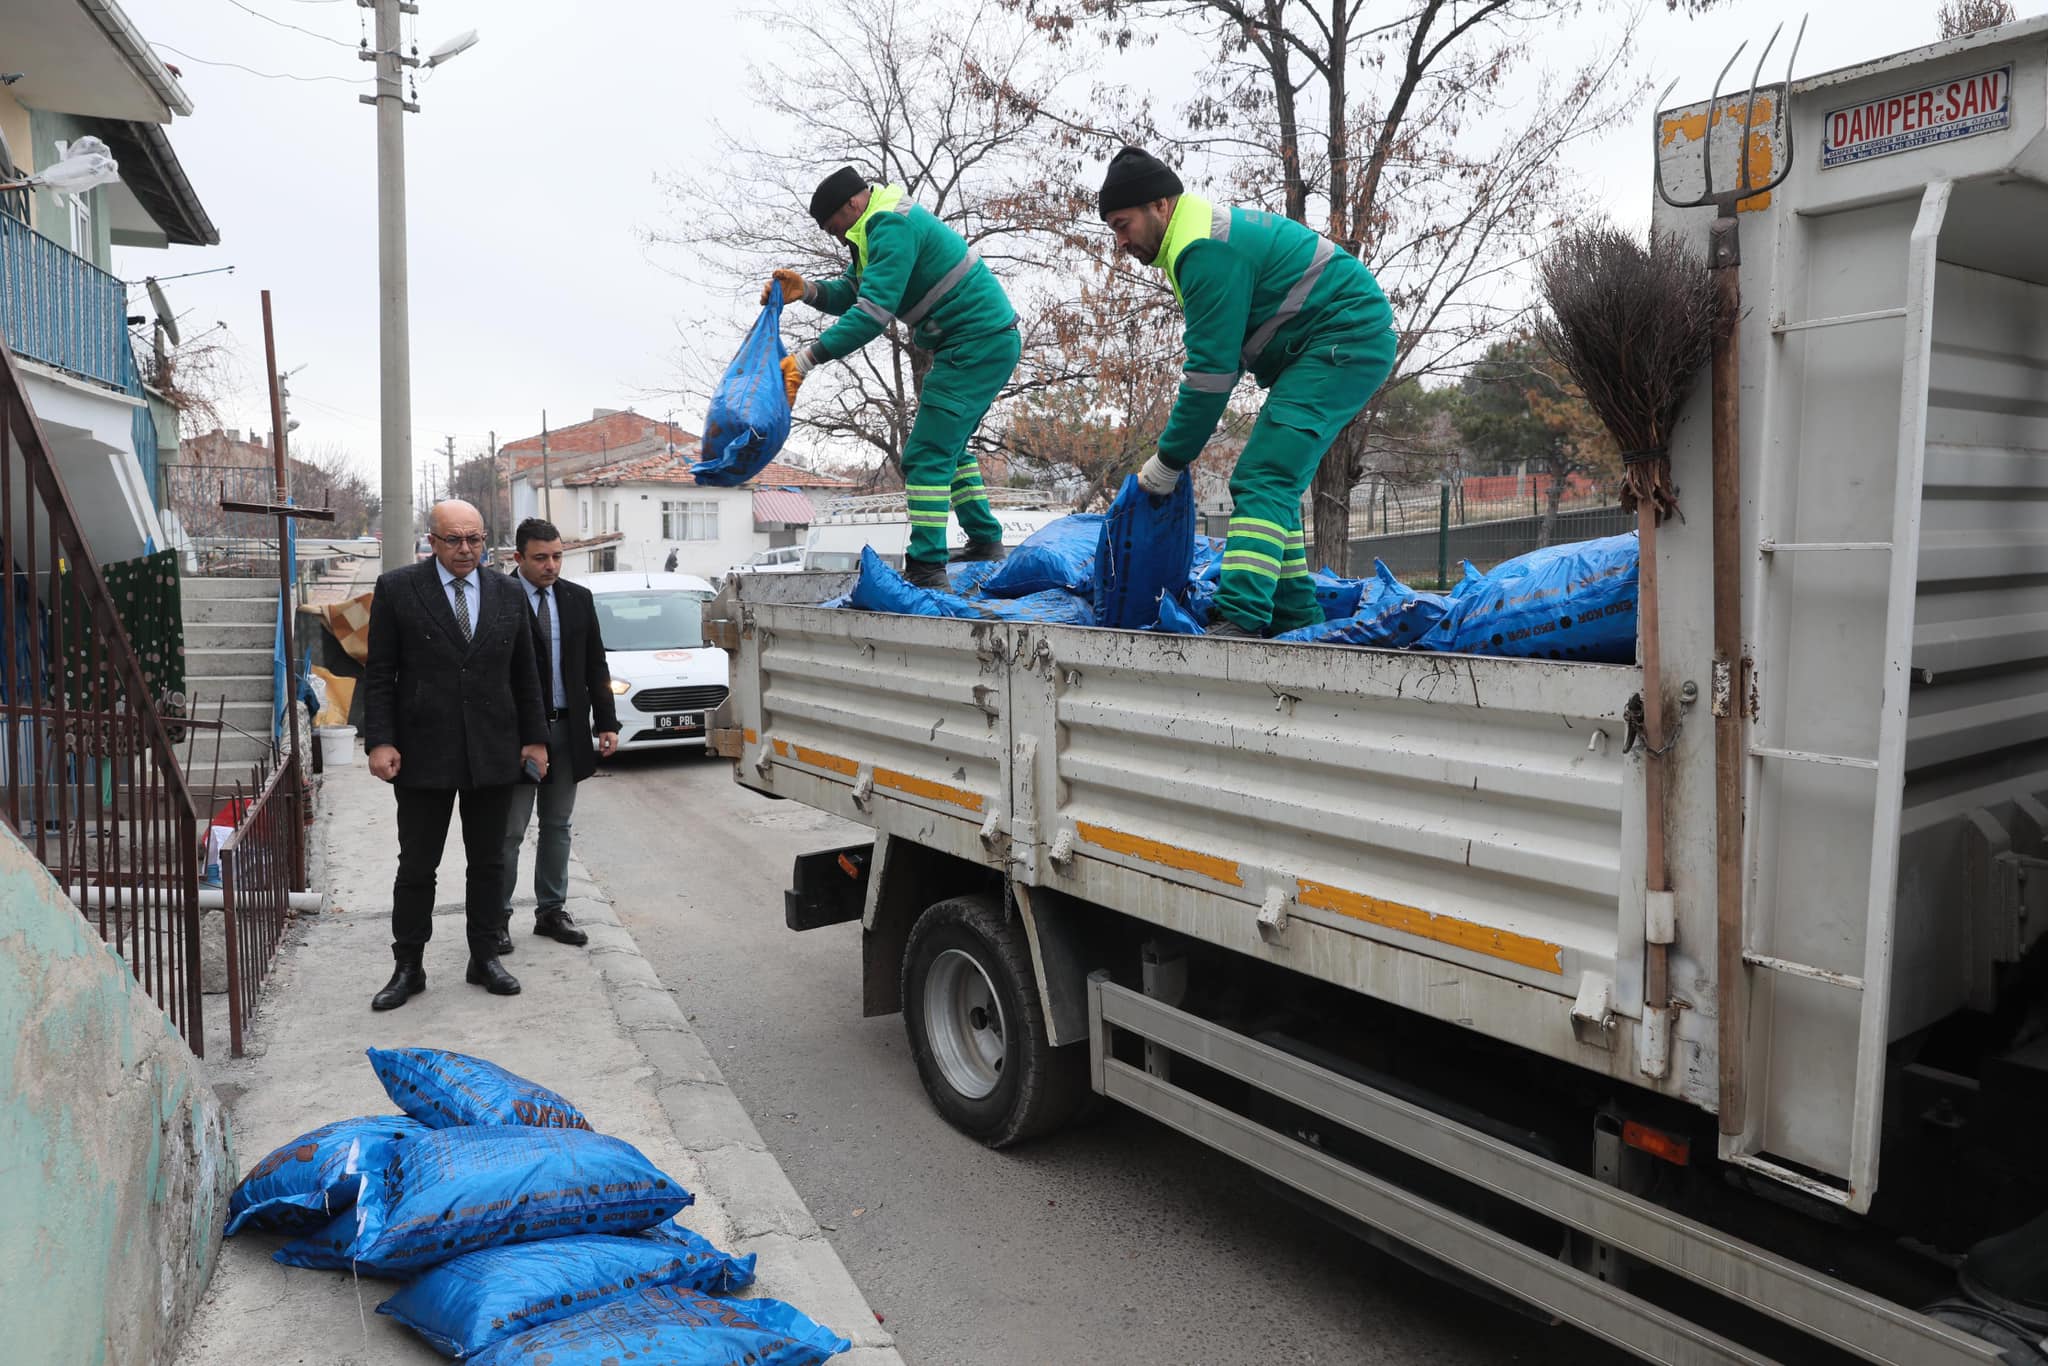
[514,575,620,783]
[361,559,547,789]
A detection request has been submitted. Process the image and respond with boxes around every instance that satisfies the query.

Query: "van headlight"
[607,679,631,696]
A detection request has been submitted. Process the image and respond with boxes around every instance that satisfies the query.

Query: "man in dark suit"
[361,499,550,1010]
[497,517,619,951]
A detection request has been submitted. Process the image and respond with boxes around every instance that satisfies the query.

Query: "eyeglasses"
[433,534,486,548]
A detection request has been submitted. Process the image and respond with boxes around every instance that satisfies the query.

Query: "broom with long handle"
[1536,224,1720,1080]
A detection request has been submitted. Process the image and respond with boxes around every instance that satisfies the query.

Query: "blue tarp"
[822,501,1638,664]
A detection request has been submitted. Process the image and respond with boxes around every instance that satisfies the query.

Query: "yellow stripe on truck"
[1076,823,1244,887]
[1296,879,1564,975]
[875,769,985,813]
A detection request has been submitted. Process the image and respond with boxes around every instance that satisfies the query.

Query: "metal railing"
[1,340,206,1052]
[219,748,303,1057]
[0,211,127,391]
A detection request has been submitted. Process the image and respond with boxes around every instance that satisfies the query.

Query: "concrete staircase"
[180,577,279,780]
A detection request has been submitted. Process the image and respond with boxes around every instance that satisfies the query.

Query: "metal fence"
[1322,475,1625,586]
[0,210,127,391]
[162,464,287,578]
[219,749,303,1057]
[2,342,206,1052]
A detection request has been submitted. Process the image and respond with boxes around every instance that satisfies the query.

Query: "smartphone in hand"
[521,756,544,784]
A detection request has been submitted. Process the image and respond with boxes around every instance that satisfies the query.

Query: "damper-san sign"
[1822,66,2011,168]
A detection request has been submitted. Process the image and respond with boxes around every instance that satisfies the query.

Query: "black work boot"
[903,559,950,591]
[493,927,514,957]
[534,909,589,946]
[956,539,1007,563]
[1204,614,1264,640]
[466,955,522,996]
[371,945,426,1011]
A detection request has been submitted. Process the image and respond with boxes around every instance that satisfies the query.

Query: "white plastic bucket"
[316,725,357,767]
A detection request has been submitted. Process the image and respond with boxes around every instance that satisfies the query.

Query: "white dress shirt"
[434,558,485,635]
[521,575,567,709]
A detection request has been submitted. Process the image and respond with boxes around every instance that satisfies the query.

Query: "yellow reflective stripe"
[1221,556,1282,580]
[1156,193,1217,306]
[1222,548,1282,570]
[1228,530,1285,554]
[843,183,908,272]
[1229,515,1288,537]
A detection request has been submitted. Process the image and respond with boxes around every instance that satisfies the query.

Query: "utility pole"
[540,410,552,521]
[363,0,416,572]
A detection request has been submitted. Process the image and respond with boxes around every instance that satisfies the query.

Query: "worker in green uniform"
[1099,147,1398,637]
[765,166,1017,590]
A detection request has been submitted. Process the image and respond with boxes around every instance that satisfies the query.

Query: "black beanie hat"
[1097,146,1183,219]
[809,166,868,226]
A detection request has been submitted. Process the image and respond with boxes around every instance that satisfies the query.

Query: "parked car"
[728,545,807,577]
[581,571,726,754]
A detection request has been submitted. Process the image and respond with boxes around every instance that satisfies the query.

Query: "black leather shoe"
[465,956,521,995]
[493,929,514,957]
[903,559,950,591]
[534,911,588,946]
[371,947,426,1011]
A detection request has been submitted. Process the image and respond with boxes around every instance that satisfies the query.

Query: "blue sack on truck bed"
[846,548,1093,625]
[1275,561,1448,649]
[692,297,791,487]
[1095,472,1194,629]
[1418,532,1638,662]
[981,514,1103,599]
[468,1284,850,1366]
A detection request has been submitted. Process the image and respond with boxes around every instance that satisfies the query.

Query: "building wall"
[566,483,765,578]
[0,87,33,193]
[28,109,111,268]
[0,829,235,1366]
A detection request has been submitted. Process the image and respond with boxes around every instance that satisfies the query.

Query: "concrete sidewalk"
[176,761,901,1366]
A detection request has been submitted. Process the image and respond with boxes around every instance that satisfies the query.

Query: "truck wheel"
[901,893,1086,1148]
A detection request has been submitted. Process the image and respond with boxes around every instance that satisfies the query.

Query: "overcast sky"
[112,0,2039,491]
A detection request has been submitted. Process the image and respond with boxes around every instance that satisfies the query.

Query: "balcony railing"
[0,211,127,392]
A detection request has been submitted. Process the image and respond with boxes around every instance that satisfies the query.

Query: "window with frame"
[661,500,719,541]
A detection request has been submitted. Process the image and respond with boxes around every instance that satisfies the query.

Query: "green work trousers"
[904,325,1019,565]
[1216,327,1399,634]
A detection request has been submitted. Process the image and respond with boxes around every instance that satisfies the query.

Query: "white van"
[581,571,725,753]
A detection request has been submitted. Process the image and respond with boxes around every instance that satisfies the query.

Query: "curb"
[556,857,907,1366]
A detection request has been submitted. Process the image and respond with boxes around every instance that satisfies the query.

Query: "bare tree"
[292,443,382,540]
[652,0,1103,483]
[1937,0,2015,37]
[1005,0,1725,571]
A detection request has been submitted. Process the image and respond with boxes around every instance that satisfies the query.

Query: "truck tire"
[901,893,1087,1147]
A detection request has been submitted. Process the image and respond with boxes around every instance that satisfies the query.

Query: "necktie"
[535,588,555,703]
[452,576,472,641]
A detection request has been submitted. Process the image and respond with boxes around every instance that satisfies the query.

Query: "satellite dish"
[146,277,179,346]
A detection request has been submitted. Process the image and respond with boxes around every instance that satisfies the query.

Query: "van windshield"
[595,590,708,651]
[806,552,865,572]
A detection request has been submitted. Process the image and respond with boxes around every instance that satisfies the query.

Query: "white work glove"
[1137,454,1181,497]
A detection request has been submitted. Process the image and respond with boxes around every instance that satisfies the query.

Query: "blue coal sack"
[368,1047,593,1130]
[379,1231,758,1358]
[224,1115,428,1236]
[466,1284,850,1366]
[275,1128,690,1276]
[693,296,793,486]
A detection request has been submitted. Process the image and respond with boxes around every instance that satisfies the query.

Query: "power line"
[150,41,372,84]
[222,0,358,49]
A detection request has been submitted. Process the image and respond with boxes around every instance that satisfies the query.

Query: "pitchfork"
[1650,16,1806,1144]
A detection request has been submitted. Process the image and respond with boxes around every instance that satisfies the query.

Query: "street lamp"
[357,2,479,570]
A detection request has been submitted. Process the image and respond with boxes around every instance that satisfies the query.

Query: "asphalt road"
[574,747,1633,1366]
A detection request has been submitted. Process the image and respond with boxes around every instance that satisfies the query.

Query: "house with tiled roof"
[500,409,855,577]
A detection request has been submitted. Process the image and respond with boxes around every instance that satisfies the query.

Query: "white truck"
[709,22,2048,1364]
[798,490,1068,572]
